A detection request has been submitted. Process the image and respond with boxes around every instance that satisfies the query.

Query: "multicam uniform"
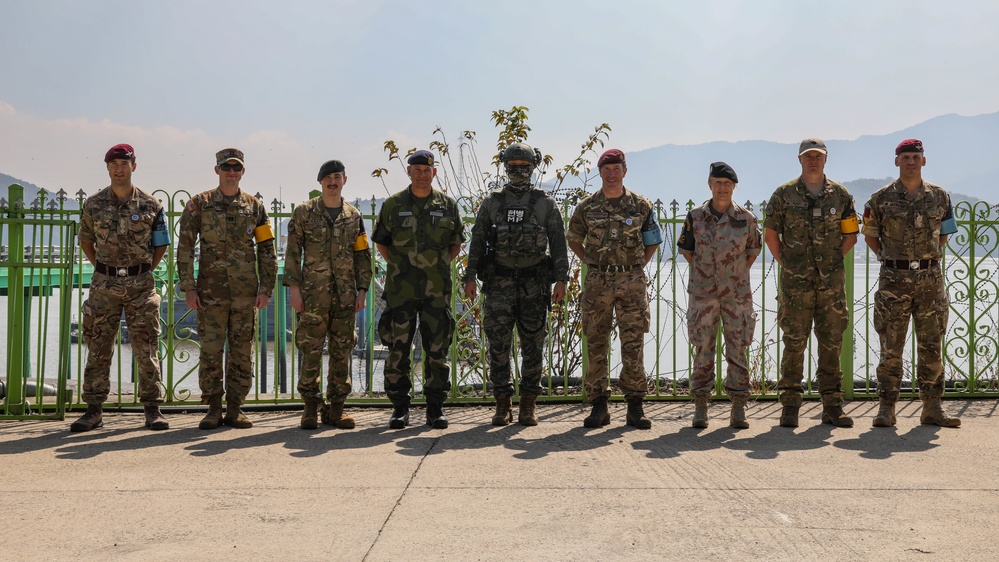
[284,197,372,403]
[176,189,277,406]
[863,180,957,398]
[79,186,170,405]
[371,186,465,406]
[677,201,762,397]
[463,185,569,398]
[567,188,662,401]
[764,177,859,406]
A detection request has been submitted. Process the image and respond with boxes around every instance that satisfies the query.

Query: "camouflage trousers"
[581,268,650,402]
[776,281,849,405]
[197,293,257,405]
[81,272,164,405]
[378,296,454,404]
[295,291,357,403]
[873,267,948,397]
[482,274,549,398]
[687,295,755,396]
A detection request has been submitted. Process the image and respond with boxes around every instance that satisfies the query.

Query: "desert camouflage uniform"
[567,188,661,401]
[371,186,465,405]
[677,201,761,396]
[462,185,569,398]
[764,177,859,406]
[863,180,957,398]
[284,197,372,403]
[176,188,277,406]
[79,186,170,405]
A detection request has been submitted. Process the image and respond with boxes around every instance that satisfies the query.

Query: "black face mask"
[505,163,533,186]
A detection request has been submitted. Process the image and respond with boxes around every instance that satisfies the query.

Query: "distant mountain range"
[620,111,999,209]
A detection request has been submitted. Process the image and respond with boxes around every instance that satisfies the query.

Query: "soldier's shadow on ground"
[631,425,743,459]
[832,424,942,459]
[393,419,530,457]
[722,423,836,459]
[51,425,210,460]
[503,425,631,460]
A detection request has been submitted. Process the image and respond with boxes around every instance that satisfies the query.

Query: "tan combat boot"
[583,396,610,428]
[301,398,319,430]
[920,395,961,428]
[625,398,652,429]
[70,404,103,432]
[324,401,355,429]
[872,390,899,427]
[518,395,538,426]
[224,399,253,429]
[492,395,513,426]
[779,393,801,428]
[821,393,854,427]
[143,404,169,430]
[199,396,224,430]
[692,393,710,429]
[729,394,750,429]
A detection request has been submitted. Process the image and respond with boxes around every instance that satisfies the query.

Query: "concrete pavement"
[1,399,996,561]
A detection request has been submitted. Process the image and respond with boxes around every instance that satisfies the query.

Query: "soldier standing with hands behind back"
[462,142,569,426]
[863,139,960,428]
[284,159,372,430]
[177,148,278,430]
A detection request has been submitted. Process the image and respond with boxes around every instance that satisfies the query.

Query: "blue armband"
[642,228,663,246]
[152,229,171,247]
[940,216,958,236]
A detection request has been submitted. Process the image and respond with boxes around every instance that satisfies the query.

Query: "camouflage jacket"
[678,201,761,299]
[862,179,957,262]
[462,185,569,283]
[176,188,278,298]
[567,187,661,267]
[283,197,373,298]
[371,185,465,308]
[764,177,859,286]
[79,185,170,267]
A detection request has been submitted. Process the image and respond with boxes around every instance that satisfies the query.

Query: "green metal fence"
[2,185,997,417]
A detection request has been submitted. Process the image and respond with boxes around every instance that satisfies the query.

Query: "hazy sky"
[2,0,998,205]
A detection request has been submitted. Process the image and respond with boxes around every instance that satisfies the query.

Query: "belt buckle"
[117,267,128,277]
[909,260,919,270]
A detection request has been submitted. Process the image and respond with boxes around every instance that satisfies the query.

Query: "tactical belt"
[882,259,939,271]
[493,263,544,279]
[592,263,642,273]
[96,262,152,277]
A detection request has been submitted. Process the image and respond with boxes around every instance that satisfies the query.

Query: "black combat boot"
[625,398,652,429]
[426,399,449,429]
[389,399,410,429]
[583,395,610,428]
[70,404,103,432]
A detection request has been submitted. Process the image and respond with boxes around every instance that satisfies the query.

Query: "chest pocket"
[494,205,546,258]
[126,211,154,245]
[584,210,610,246]
[94,210,116,244]
[425,207,455,250]
[304,218,329,247]
[617,211,644,248]
[390,212,418,248]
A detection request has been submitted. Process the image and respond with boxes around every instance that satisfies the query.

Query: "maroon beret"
[597,149,626,168]
[104,143,135,163]
[895,139,923,155]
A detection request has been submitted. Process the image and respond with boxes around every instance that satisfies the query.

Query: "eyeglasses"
[219,162,244,172]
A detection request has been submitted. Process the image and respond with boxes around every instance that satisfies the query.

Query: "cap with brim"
[216,148,245,166]
[798,138,827,156]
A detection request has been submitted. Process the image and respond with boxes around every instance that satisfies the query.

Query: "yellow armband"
[254,223,275,243]
[840,216,859,234]
[354,232,370,251]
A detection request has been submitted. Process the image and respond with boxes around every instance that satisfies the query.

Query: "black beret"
[709,161,738,183]
[407,150,435,166]
[317,159,346,181]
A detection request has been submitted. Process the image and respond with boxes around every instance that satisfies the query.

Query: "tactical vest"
[489,189,548,259]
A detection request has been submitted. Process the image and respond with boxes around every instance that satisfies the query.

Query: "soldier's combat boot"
[625,398,652,429]
[492,395,513,426]
[920,395,961,428]
[692,393,710,429]
[199,396,224,430]
[300,398,319,430]
[583,395,610,428]
[70,404,103,432]
[143,404,169,430]
[518,395,538,427]
[223,400,253,429]
[872,390,899,428]
[729,394,750,430]
[821,393,854,427]
[779,392,802,428]
[389,399,410,429]
[324,401,355,429]
[426,400,449,429]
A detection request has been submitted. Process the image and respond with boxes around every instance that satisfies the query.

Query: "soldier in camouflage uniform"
[677,162,761,429]
[567,149,662,430]
[764,138,859,428]
[71,143,171,432]
[177,148,278,430]
[863,139,960,428]
[284,160,373,430]
[371,150,466,429]
[462,142,569,427]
